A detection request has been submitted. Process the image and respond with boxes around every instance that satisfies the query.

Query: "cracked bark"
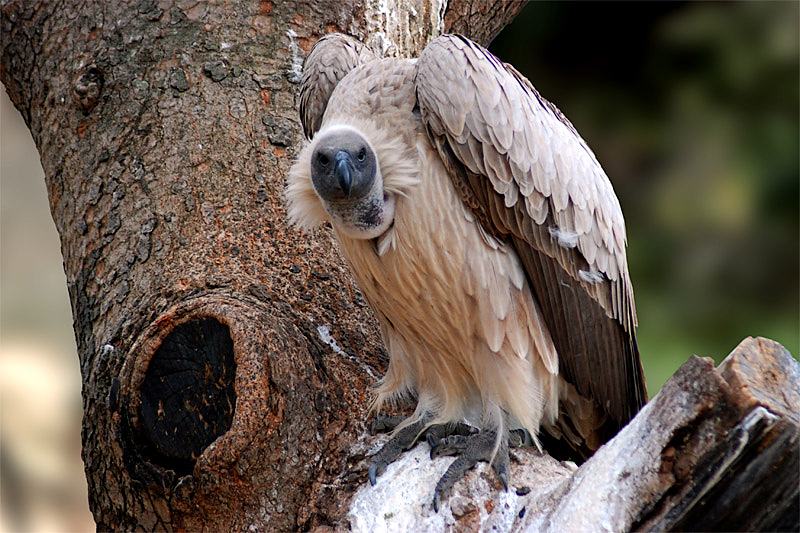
[0,1,524,530]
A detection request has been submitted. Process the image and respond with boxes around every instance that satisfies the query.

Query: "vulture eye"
[318,153,330,167]
[357,148,366,162]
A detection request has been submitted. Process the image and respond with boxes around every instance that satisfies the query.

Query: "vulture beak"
[334,151,353,197]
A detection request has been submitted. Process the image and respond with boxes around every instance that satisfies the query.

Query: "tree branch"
[347,337,799,532]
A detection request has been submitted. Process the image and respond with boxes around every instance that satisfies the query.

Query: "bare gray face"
[311,129,377,201]
[310,126,396,240]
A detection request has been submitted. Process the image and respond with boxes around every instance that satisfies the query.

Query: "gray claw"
[426,433,442,459]
[430,427,510,511]
[509,428,528,447]
[430,434,470,458]
[368,463,379,485]
[367,416,428,485]
[498,471,508,491]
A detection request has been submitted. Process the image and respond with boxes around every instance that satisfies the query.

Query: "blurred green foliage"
[490,1,799,394]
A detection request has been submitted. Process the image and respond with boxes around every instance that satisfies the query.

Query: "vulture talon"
[372,419,513,511]
[432,427,510,511]
[429,434,470,458]
[367,463,379,486]
[367,416,428,484]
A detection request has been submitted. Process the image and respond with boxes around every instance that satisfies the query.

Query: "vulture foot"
[369,413,408,434]
[367,417,476,485]
[428,426,511,512]
[368,415,428,485]
[369,415,525,512]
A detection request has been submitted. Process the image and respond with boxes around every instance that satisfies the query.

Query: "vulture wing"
[415,34,646,452]
[299,33,377,140]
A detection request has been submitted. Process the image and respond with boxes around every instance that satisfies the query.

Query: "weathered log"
[640,337,799,532]
[348,337,799,532]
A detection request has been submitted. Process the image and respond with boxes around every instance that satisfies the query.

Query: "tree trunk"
[0,1,524,530]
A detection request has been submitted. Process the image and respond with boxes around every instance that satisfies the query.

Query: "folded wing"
[415,35,646,452]
[299,33,377,140]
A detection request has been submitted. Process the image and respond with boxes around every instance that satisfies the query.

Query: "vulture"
[286,33,647,510]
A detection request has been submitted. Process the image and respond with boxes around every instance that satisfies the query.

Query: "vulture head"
[308,125,395,239]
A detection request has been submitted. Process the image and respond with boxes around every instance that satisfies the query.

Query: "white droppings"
[348,446,569,533]
[317,325,379,380]
[364,0,397,56]
[366,28,392,58]
[433,0,448,36]
[361,0,448,57]
[349,446,451,532]
[579,269,605,283]
[220,41,233,50]
[101,344,115,357]
[285,29,303,84]
[317,324,346,356]
[548,226,579,249]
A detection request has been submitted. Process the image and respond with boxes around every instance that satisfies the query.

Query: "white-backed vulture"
[286,33,647,510]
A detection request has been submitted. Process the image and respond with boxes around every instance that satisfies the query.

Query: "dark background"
[0,2,797,530]
[491,1,799,392]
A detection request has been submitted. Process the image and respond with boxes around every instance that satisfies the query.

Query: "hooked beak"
[334,151,353,197]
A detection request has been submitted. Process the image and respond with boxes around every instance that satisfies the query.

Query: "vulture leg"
[431,427,510,513]
[428,427,527,456]
[369,413,408,434]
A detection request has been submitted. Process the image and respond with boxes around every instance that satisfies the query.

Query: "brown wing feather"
[416,35,646,449]
[299,34,377,140]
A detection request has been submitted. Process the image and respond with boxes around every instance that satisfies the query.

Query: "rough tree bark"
[0,1,524,530]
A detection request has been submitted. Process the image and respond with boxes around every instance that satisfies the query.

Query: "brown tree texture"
[0,1,523,530]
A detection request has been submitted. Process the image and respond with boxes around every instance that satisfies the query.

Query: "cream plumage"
[286,33,646,508]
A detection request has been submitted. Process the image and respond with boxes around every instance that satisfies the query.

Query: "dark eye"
[357,148,366,162]
[318,153,329,166]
